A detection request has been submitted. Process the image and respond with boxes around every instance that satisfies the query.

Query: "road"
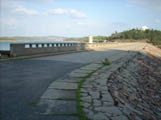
[0,44,144,120]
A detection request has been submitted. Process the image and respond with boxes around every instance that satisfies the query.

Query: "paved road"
[0,49,128,120]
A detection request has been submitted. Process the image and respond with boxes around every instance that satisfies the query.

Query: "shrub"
[102,58,110,65]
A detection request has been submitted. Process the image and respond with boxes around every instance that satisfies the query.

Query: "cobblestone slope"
[107,52,161,120]
[81,52,137,120]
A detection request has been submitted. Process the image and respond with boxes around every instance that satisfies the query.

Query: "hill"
[109,29,161,46]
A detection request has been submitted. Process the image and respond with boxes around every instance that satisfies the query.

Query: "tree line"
[108,29,161,45]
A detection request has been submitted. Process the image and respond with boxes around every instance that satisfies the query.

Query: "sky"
[0,0,161,37]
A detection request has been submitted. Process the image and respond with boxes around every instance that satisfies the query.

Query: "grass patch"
[28,101,38,107]
[11,57,26,61]
[46,113,78,117]
[101,58,110,66]
[76,79,88,120]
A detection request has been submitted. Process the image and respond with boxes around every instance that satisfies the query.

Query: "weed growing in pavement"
[102,58,110,66]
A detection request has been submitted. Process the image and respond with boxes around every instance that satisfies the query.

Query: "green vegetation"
[101,58,110,66]
[91,29,161,46]
[76,69,100,120]
[76,79,88,120]
[109,29,161,46]
[65,36,108,43]
[28,101,38,107]
[65,37,89,42]
[76,62,110,120]
[93,36,108,42]
[0,37,16,40]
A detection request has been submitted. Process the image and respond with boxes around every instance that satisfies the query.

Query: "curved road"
[0,49,130,120]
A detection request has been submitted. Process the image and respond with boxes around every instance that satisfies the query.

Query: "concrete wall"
[10,43,87,57]
[10,42,139,57]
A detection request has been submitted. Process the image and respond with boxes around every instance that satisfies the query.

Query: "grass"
[45,113,79,117]
[10,57,27,61]
[75,64,108,120]
[28,101,38,107]
[76,79,88,120]
[101,58,110,66]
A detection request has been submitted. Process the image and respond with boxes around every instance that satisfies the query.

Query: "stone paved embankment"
[80,52,138,120]
[107,53,161,120]
[36,43,148,120]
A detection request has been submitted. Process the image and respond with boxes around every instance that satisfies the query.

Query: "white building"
[141,26,149,31]
[88,35,93,43]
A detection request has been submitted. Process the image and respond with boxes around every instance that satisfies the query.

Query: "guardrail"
[24,43,76,48]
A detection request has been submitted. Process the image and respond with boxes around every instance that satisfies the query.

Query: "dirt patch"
[144,44,161,58]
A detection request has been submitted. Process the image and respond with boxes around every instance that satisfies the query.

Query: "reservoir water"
[0,42,10,51]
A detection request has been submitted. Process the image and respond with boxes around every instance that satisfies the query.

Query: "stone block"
[41,89,76,99]
[111,115,128,120]
[38,99,77,115]
[48,82,78,90]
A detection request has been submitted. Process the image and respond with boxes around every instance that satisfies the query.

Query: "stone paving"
[80,52,137,120]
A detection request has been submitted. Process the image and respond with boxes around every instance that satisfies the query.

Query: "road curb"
[0,50,91,62]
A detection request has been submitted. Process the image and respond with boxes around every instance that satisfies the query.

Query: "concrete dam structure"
[3,42,113,57]
[10,42,85,57]
[0,35,141,57]
[0,36,112,57]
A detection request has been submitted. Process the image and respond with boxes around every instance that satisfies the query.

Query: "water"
[0,42,10,51]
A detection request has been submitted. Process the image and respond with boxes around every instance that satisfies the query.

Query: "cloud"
[47,8,87,18]
[1,0,40,15]
[47,8,68,15]
[128,0,161,11]
[6,19,17,26]
[77,21,93,25]
[14,6,40,15]
[70,9,87,18]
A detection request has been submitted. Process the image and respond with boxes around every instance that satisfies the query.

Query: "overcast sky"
[0,0,161,37]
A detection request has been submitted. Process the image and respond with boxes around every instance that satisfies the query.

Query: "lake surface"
[0,42,10,51]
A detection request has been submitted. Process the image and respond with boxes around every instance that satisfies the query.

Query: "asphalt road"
[0,50,124,120]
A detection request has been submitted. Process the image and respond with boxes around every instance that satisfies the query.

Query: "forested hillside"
[108,29,161,46]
